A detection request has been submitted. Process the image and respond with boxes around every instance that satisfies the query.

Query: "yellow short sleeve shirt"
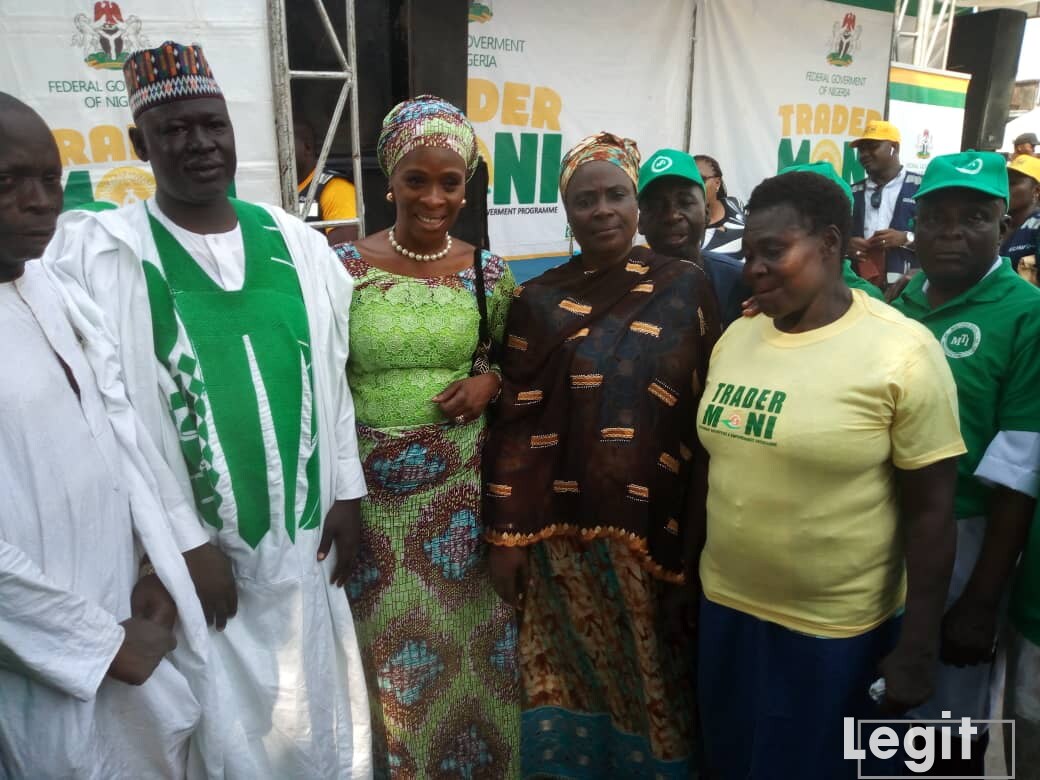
[697,290,966,638]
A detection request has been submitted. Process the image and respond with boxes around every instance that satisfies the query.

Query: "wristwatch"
[905,231,915,250]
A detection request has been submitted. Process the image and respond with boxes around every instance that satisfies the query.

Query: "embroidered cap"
[123,41,223,118]
[913,150,1009,205]
[637,148,705,197]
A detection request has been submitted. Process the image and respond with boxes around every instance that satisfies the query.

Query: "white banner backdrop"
[467,0,695,262]
[0,1,280,210]
[690,0,893,204]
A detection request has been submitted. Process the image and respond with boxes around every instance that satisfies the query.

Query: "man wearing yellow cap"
[849,120,921,287]
[1003,154,1040,277]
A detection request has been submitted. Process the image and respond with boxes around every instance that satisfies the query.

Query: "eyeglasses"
[869,188,883,209]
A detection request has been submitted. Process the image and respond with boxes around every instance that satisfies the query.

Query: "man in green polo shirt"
[892,150,1040,775]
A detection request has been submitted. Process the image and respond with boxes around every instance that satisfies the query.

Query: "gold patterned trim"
[552,480,580,494]
[679,442,693,461]
[625,261,650,275]
[647,380,678,407]
[631,282,654,293]
[630,321,662,338]
[485,524,684,584]
[698,306,708,336]
[507,334,528,351]
[487,483,513,498]
[558,298,593,315]
[666,517,680,535]
[530,433,560,449]
[513,285,525,298]
[627,483,650,501]
[658,453,680,474]
[570,373,603,389]
[516,389,544,405]
[601,427,635,441]
[565,328,590,342]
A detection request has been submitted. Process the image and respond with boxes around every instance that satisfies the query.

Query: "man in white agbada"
[43,43,372,778]
[0,94,227,778]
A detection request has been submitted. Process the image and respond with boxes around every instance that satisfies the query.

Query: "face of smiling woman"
[564,160,638,268]
[387,146,468,251]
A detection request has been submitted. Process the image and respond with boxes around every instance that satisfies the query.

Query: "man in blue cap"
[892,150,1040,775]
[637,148,749,325]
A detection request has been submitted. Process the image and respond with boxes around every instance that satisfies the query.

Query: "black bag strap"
[470,246,495,377]
[472,246,491,351]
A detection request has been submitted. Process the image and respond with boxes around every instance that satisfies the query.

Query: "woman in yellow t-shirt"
[694,168,966,779]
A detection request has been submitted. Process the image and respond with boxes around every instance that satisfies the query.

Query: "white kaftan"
[43,200,373,779]
[0,263,210,778]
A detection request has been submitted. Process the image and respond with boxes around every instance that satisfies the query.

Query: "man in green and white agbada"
[43,42,371,777]
[892,150,1040,774]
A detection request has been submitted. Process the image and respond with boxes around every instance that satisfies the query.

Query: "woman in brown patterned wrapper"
[483,132,721,778]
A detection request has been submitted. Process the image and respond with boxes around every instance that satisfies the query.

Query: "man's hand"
[130,573,178,630]
[107,617,177,685]
[868,229,910,249]
[877,643,938,715]
[740,296,761,318]
[317,499,361,587]
[182,543,237,631]
[848,236,871,259]
[940,596,998,667]
[488,544,529,609]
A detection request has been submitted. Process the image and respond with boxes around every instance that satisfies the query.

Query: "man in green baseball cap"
[637,148,749,325]
[892,150,1040,775]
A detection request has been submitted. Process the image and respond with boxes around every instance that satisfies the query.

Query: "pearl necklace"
[388,226,452,262]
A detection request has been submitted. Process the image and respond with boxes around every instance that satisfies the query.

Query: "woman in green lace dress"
[335,96,519,778]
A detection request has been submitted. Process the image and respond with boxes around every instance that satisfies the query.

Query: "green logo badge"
[941,322,981,359]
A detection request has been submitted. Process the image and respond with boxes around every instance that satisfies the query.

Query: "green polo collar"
[899,257,1013,316]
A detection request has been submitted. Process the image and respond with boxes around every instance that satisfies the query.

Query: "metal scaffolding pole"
[894,0,957,69]
[268,0,365,236]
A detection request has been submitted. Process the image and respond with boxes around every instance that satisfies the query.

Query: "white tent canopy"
[1003,106,1040,150]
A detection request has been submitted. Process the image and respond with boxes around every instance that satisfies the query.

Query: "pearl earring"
[461,198,467,206]
[386,192,394,202]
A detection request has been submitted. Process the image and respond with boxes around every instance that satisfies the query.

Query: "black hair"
[746,171,852,257]
[694,153,728,200]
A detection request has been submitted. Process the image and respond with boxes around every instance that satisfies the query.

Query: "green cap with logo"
[778,161,854,211]
[913,150,1009,204]
[637,148,705,197]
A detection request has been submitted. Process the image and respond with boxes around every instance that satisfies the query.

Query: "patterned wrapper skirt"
[520,536,697,778]
[347,420,520,779]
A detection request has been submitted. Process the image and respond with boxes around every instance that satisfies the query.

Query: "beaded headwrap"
[559,132,641,196]
[377,95,479,179]
[123,41,223,119]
